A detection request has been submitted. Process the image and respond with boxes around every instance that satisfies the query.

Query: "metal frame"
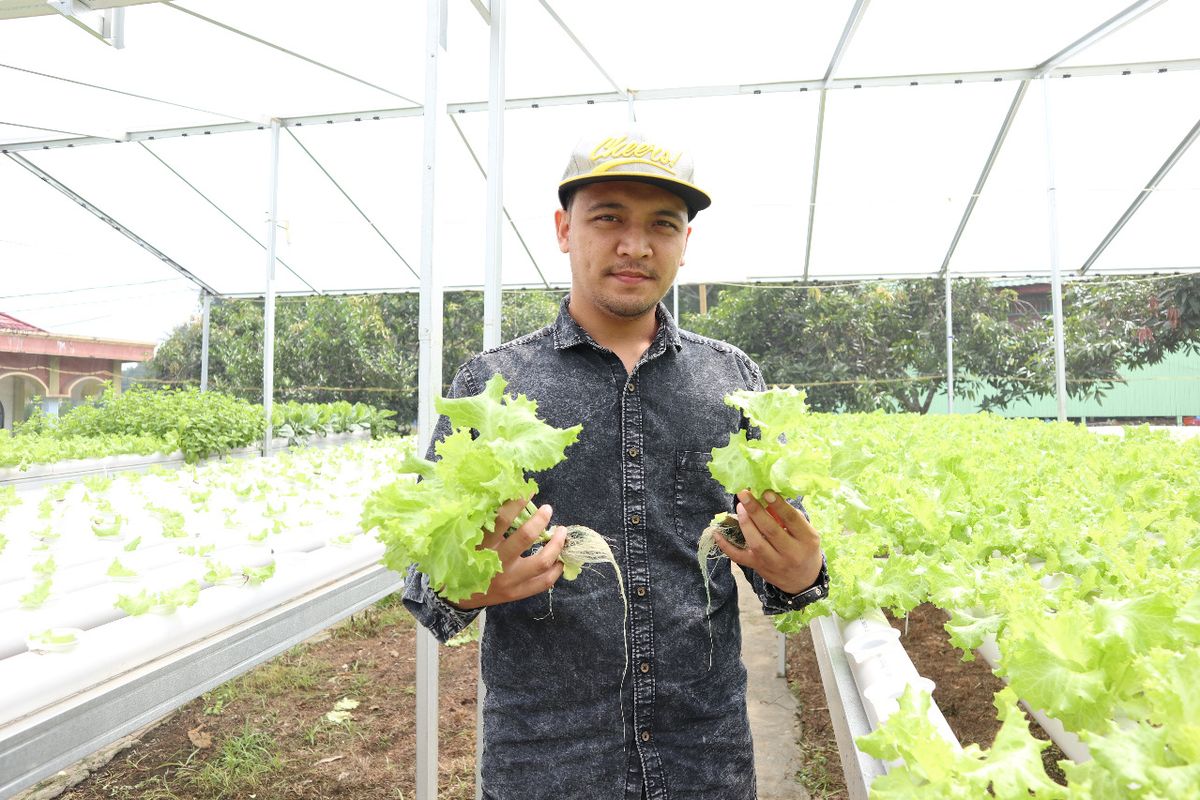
[0,561,403,800]
[414,2,447,798]
[803,0,871,281]
[261,119,281,454]
[200,292,211,392]
[3,3,1200,796]
[1080,114,1200,275]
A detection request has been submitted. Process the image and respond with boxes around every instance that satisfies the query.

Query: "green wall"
[932,349,1200,421]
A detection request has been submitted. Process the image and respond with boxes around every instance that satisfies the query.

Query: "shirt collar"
[552,295,683,354]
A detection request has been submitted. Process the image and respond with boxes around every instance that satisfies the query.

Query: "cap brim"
[558,173,711,221]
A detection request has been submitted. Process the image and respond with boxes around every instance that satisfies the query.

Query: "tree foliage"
[145,291,563,427]
[683,275,1200,414]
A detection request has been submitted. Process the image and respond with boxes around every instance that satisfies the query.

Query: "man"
[404,130,828,800]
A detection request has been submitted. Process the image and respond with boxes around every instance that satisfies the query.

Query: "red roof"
[0,312,46,333]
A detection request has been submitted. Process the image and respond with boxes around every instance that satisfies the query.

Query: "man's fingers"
[761,490,816,538]
[496,503,553,565]
[492,496,529,538]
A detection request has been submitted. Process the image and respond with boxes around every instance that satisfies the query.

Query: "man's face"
[555,181,691,320]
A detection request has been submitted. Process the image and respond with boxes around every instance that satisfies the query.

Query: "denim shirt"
[404,298,829,800]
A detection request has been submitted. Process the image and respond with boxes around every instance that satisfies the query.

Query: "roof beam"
[0,106,422,152]
[2,58,1196,154]
[823,0,870,85]
[1079,114,1200,275]
[938,82,1029,277]
[5,152,218,295]
[0,0,161,21]
[467,0,489,25]
[803,0,870,280]
[1035,0,1168,75]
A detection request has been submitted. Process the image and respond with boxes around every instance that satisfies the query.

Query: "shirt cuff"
[401,563,480,643]
[757,555,829,615]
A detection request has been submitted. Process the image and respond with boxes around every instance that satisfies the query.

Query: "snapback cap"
[558,131,712,220]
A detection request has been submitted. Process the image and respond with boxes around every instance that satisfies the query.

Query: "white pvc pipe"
[0,538,385,725]
[262,120,282,451]
[838,611,960,764]
[976,634,1091,763]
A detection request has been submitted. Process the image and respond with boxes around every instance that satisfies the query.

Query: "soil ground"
[46,595,480,800]
[785,602,1068,799]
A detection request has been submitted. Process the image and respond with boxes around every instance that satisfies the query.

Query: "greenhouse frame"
[2,1,1198,798]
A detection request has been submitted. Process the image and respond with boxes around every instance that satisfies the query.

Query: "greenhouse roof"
[1,0,1198,342]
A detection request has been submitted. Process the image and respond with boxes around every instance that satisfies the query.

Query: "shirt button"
[640,662,650,673]
[635,586,647,597]
[640,730,651,742]
[627,447,640,458]
[630,514,641,525]
[626,383,636,393]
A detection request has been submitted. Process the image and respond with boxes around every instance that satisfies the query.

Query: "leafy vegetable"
[707,386,837,502]
[856,685,1065,798]
[116,580,202,615]
[204,560,237,584]
[29,628,79,646]
[244,562,276,585]
[107,558,138,578]
[20,579,52,609]
[90,513,124,538]
[363,373,587,603]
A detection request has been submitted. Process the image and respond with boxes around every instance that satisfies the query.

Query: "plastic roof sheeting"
[1,0,1198,342]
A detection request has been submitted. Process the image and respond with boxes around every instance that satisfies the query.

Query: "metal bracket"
[44,0,125,48]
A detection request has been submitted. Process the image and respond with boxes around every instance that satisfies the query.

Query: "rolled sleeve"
[402,562,480,643]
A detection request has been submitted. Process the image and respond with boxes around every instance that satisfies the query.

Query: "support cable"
[1035,0,1167,73]
[0,278,175,300]
[448,115,550,288]
[0,119,99,139]
[163,2,419,106]
[0,62,247,123]
[4,152,219,295]
[282,128,419,280]
[137,141,322,293]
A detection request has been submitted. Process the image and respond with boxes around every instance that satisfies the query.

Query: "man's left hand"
[714,490,823,594]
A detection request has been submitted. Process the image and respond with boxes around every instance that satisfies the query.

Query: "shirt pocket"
[673,449,731,544]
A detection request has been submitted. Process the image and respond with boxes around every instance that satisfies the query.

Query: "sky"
[1,0,1198,346]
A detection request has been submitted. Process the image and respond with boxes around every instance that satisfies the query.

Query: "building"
[0,313,155,430]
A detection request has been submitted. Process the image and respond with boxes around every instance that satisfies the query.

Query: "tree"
[682,275,1200,414]
[145,290,563,426]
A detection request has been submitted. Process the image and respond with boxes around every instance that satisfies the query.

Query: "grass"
[202,644,329,715]
[179,722,282,797]
[332,592,412,640]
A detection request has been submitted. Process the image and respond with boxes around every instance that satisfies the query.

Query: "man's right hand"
[447,497,567,611]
